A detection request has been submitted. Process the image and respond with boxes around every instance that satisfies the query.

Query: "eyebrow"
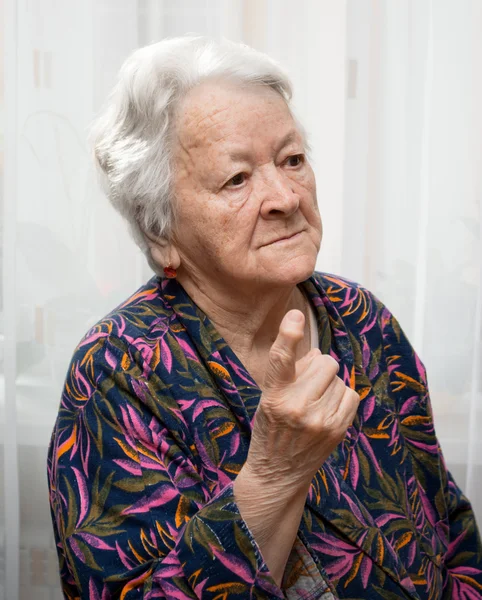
[227,130,301,161]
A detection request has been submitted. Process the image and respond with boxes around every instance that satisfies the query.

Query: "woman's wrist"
[238,458,312,497]
[233,464,310,586]
[234,464,310,540]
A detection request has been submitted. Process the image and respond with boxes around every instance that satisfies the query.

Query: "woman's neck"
[177,272,311,361]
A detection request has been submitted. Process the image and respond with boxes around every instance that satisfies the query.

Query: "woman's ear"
[144,230,181,270]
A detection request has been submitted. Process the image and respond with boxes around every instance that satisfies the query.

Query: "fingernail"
[288,311,303,323]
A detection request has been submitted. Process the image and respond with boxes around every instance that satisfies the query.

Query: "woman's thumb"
[264,310,305,389]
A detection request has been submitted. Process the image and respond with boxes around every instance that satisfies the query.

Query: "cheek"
[296,173,318,213]
[298,174,322,240]
[303,172,319,210]
[176,187,255,258]
[185,210,235,258]
[303,168,317,197]
[212,212,249,253]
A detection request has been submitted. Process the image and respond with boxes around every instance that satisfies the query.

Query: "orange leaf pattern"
[47,273,482,599]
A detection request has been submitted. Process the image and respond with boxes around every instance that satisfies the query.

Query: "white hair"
[90,35,307,273]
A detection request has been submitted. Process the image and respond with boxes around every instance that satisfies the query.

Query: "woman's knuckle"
[345,389,360,409]
[320,412,338,432]
[322,355,339,374]
[327,377,344,401]
[268,345,290,365]
[262,395,305,426]
[307,416,325,435]
[287,406,306,426]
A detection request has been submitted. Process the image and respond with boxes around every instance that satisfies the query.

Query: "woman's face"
[170,81,322,291]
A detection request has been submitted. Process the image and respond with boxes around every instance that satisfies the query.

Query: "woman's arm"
[233,466,310,586]
[233,311,359,586]
[442,468,482,596]
[379,303,482,595]
[48,328,338,599]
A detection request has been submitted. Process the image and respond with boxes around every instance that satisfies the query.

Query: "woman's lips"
[268,231,303,245]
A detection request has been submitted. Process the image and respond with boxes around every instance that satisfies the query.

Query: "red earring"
[163,265,177,279]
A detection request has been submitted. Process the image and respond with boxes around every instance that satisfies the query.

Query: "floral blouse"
[47,272,482,599]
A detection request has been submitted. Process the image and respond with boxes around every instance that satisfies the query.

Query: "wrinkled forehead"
[173,80,303,155]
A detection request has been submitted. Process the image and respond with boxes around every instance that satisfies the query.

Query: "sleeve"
[48,334,285,600]
[439,465,482,596]
[377,301,482,596]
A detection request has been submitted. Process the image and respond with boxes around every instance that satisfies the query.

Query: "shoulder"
[311,271,425,377]
[90,275,168,340]
[60,276,172,407]
[72,275,170,356]
[312,271,381,302]
[309,271,417,365]
[312,270,361,288]
[310,271,390,330]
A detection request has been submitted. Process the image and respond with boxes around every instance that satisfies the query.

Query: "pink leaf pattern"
[47,273,482,599]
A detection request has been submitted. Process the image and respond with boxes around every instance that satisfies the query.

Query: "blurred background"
[1,1,481,598]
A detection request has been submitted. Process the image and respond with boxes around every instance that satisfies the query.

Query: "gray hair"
[90,35,304,273]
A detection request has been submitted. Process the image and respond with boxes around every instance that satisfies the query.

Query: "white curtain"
[1,1,480,599]
[344,0,482,521]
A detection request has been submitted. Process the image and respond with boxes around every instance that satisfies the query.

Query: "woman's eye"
[286,154,304,167]
[226,173,246,187]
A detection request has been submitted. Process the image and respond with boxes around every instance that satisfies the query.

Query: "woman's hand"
[234,310,360,586]
[245,309,360,490]
[233,309,360,586]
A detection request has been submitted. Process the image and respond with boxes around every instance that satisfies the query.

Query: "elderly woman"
[48,36,482,599]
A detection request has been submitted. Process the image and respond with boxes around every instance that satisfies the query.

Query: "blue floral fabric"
[47,272,482,599]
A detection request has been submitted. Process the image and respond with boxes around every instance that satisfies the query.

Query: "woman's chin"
[265,255,318,287]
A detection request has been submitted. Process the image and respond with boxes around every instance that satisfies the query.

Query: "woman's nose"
[258,168,300,219]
